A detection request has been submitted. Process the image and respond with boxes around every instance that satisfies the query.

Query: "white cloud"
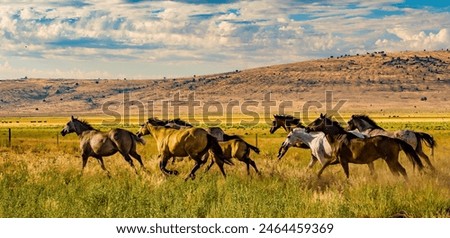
[0,0,449,79]
[377,28,450,50]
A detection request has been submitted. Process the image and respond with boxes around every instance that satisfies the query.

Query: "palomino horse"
[136,118,234,180]
[205,137,261,175]
[306,114,424,179]
[277,128,375,176]
[347,114,436,170]
[61,116,147,177]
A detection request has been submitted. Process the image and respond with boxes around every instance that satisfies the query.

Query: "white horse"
[277,128,374,175]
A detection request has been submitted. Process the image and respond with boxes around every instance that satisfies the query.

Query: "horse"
[60,116,147,177]
[306,114,424,179]
[270,114,310,150]
[270,114,305,134]
[277,128,375,175]
[347,114,436,170]
[136,118,234,180]
[149,119,242,164]
[204,137,261,175]
[150,118,241,142]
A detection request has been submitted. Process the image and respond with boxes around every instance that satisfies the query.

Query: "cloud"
[377,28,450,50]
[0,0,449,79]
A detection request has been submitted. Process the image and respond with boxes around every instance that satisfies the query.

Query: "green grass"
[0,119,449,218]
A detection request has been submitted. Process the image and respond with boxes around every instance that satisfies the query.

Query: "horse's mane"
[147,118,193,128]
[351,115,383,129]
[273,114,295,120]
[75,118,95,130]
[328,117,346,131]
[274,114,304,127]
[167,118,193,127]
[147,118,166,126]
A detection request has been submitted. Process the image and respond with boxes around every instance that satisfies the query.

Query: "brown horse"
[347,114,436,170]
[61,116,147,177]
[270,114,310,150]
[270,114,305,134]
[205,137,261,175]
[307,114,424,179]
[136,118,234,180]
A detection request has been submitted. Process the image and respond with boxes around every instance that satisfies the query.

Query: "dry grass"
[0,119,449,218]
[0,50,449,117]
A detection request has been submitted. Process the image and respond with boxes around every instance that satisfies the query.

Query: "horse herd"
[61,114,436,181]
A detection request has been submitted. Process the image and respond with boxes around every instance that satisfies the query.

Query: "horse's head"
[306,113,329,133]
[270,119,281,134]
[136,122,151,137]
[61,115,77,136]
[270,114,289,134]
[346,115,358,131]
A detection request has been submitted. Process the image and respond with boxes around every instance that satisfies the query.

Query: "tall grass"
[0,122,449,218]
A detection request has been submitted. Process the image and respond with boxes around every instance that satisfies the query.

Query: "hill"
[1,50,449,121]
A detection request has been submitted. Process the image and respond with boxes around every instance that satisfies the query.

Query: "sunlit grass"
[0,116,449,218]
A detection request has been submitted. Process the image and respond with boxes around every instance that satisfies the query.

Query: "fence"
[1,128,63,148]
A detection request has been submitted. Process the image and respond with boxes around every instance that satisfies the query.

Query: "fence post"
[8,128,11,147]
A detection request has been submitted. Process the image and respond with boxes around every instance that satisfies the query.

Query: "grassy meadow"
[0,115,449,218]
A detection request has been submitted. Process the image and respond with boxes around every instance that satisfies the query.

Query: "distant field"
[0,114,449,218]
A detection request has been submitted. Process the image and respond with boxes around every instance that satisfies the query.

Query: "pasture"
[0,115,449,218]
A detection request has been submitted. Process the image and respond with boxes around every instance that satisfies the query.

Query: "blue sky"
[0,0,449,79]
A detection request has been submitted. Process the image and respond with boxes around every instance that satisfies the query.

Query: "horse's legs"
[129,150,148,173]
[120,152,138,174]
[340,160,350,178]
[417,149,435,171]
[205,159,215,172]
[214,156,227,178]
[80,153,89,176]
[244,157,260,175]
[386,156,408,180]
[317,159,333,178]
[307,154,318,169]
[159,154,179,176]
[94,155,111,178]
[186,158,203,181]
[367,162,376,176]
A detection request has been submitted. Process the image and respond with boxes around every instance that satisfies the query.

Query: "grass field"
[0,115,449,218]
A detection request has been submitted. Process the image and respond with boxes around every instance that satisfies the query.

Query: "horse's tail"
[414,132,436,156]
[244,142,260,154]
[207,134,234,166]
[396,138,424,170]
[223,134,243,141]
[131,133,146,145]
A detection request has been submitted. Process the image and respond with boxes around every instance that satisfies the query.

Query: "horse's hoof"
[184,174,195,181]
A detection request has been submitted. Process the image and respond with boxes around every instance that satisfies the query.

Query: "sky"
[0,0,449,80]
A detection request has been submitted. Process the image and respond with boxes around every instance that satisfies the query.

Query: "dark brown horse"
[136,118,233,180]
[306,114,424,179]
[270,114,309,150]
[270,114,305,134]
[61,116,147,177]
[347,114,436,170]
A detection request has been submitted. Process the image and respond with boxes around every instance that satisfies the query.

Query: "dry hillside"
[1,50,449,119]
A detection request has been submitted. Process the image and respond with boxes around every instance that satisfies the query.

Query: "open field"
[0,115,449,218]
[1,50,449,117]
[1,50,449,217]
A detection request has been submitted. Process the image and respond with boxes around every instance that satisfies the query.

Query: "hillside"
[1,50,450,120]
